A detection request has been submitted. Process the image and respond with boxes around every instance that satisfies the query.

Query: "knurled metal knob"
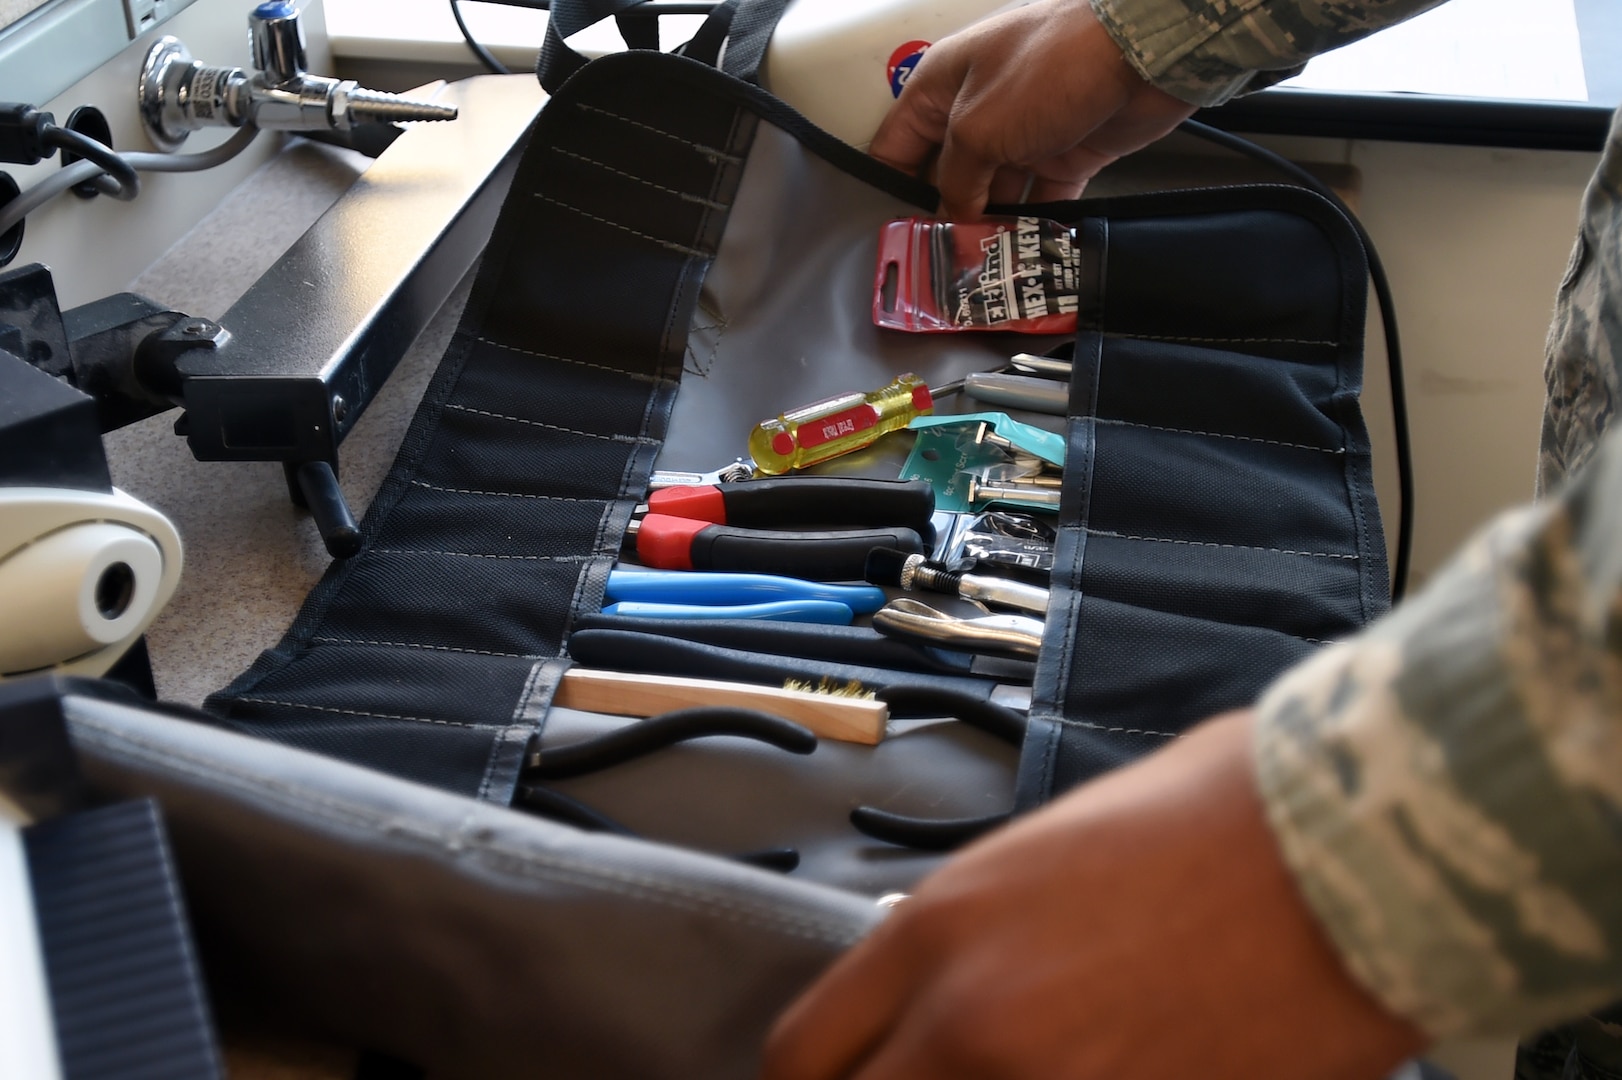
[249,0,307,86]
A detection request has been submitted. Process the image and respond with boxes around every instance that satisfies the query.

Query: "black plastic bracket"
[0,171,23,268]
[0,677,88,822]
[289,460,361,558]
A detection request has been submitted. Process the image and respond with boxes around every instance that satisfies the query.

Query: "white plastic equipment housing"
[760,0,1034,149]
[0,487,183,681]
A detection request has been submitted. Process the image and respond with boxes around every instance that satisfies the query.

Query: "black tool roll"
[202,41,1385,870]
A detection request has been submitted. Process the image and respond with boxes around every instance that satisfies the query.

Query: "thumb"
[868,101,945,179]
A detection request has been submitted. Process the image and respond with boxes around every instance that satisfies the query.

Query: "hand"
[760,710,1428,1080]
[869,0,1198,220]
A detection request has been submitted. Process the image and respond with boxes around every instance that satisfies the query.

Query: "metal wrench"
[647,458,754,490]
[872,597,1045,659]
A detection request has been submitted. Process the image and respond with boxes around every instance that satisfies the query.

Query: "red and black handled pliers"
[627,476,935,580]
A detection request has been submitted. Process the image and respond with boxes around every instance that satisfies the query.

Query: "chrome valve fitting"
[138,1,457,151]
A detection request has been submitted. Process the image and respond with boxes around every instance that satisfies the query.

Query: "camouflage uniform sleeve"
[1088,0,1454,105]
[1540,105,1622,496]
[1252,426,1622,1038]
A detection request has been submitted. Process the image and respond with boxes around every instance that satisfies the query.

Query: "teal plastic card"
[900,413,1066,512]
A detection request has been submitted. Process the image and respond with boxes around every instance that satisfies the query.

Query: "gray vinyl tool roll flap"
[204,47,1385,811]
[61,688,880,1080]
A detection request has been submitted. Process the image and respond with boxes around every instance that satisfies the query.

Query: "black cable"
[515,783,639,833]
[1177,119,1414,602]
[845,686,1025,852]
[40,125,139,201]
[849,807,1010,852]
[875,685,1026,745]
[525,706,817,779]
[514,784,801,871]
[449,0,512,75]
[734,847,801,873]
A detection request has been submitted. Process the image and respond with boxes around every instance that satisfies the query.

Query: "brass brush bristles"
[782,677,876,700]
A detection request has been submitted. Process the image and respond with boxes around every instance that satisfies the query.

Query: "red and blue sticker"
[886,40,932,98]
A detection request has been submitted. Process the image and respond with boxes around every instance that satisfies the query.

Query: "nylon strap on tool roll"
[715,0,795,82]
[537,0,793,92]
[536,0,660,92]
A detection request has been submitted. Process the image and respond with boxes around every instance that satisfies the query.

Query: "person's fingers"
[935,132,999,221]
[845,1008,951,1080]
[1079,88,1201,164]
[986,166,1034,207]
[868,102,946,179]
[1003,144,1118,207]
[1001,146,1117,207]
[868,39,966,176]
[868,0,1203,218]
[759,919,927,1080]
[980,153,1101,213]
[1024,174,1089,204]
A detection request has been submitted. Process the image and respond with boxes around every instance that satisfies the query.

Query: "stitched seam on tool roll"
[1022,220,1108,806]
[555,95,761,663]
[204,54,760,802]
[1017,185,1388,798]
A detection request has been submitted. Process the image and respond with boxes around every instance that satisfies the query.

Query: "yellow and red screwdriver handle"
[748,373,934,475]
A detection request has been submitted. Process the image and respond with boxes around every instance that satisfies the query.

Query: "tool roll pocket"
[1022,192,1387,804]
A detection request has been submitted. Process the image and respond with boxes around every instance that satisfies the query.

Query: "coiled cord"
[0,125,261,237]
[40,125,140,201]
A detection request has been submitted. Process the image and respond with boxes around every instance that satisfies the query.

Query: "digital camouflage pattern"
[1541,107,1622,497]
[1254,434,1622,1038]
[1085,0,1622,1053]
[1090,0,1455,106]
